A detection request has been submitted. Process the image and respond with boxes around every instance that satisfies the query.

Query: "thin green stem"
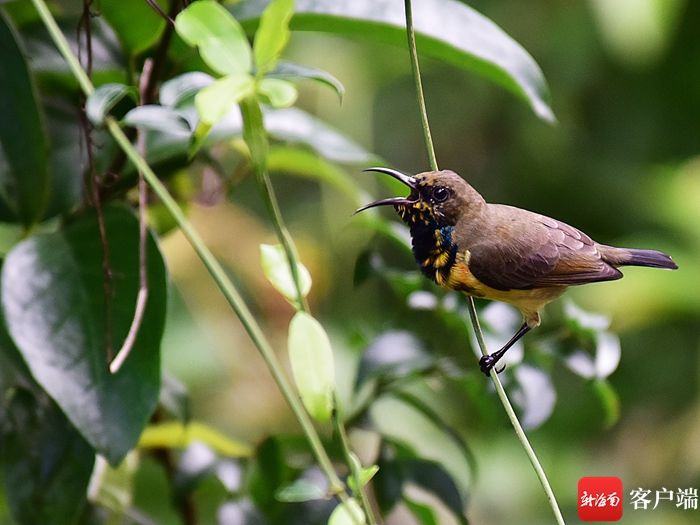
[333,408,379,525]
[239,96,310,313]
[404,0,437,172]
[31,0,345,498]
[466,302,565,524]
[404,1,565,523]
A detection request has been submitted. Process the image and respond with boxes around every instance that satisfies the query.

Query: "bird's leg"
[479,322,531,376]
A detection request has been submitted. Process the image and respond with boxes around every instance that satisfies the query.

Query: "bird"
[355,167,678,376]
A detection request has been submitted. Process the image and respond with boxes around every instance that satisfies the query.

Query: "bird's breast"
[410,223,458,286]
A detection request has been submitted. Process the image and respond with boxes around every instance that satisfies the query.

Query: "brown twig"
[109,58,153,374]
[78,0,114,361]
[101,0,179,188]
[145,0,175,26]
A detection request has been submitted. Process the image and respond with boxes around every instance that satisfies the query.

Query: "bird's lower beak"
[355,167,417,214]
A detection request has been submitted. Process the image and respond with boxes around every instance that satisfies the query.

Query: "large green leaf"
[1,206,167,464]
[0,11,49,226]
[175,0,252,76]
[232,0,555,122]
[287,311,335,423]
[1,389,94,525]
[254,0,295,75]
[100,0,167,55]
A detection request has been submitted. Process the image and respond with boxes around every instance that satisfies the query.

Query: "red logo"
[578,477,623,522]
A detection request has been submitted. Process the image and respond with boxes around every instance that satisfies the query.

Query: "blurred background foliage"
[0,0,699,524]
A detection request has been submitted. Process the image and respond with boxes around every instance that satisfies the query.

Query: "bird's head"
[356,167,481,227]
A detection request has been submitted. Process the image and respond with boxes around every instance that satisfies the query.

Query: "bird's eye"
[433,186,449,203]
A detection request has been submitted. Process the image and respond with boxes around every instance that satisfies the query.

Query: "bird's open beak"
[355,167,417,214]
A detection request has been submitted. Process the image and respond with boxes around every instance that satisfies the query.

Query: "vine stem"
[333,408,379,525]
[239,97,310,313]
[239,96,370,524]
[404,1,565,524]
[30,0,347,500]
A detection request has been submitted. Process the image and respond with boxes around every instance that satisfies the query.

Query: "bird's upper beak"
[355,167,417,214]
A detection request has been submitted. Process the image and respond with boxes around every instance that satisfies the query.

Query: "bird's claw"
[479,354,505,376]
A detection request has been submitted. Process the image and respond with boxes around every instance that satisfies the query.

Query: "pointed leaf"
[260,243,312,303]
[160,71,215,108]
[86,83,137,126]
[175,0,252,76]
[264,107,374,163]
[254,0,295,75]
[233,0,555,122]
[347,453,379,493]
[195,74,255,125]
[276,478,327,502]
[269,61,345,102]
[403,497,439,525]
[288,312,335,423]
[1,206,167,465]
[0,11,49,226]
[258,77,298,108]
[592,379,621,428]
[123,105,192,136]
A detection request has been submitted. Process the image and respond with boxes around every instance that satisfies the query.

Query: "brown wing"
[467,209,622,291]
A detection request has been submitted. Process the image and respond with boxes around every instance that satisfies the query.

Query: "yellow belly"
[445,256,565,327]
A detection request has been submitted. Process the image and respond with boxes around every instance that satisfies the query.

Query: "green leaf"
[258,77,298,108]
[592,379,621,429]
[347,453,379,493]
[138,421,252,457]
[160,71,215,108]
[1,206,167,465]
[276,478,327,502]
[0,11,49,226]
[398,456,467,524]
[254,0,295,75]
[264,107,374,163]
[100,0,166,55]
[195,73,255,125]
[123,105,192,136]
[269,61,345,102]
[175,0,252,76]
[232,0,555,122]
[86,83,137,126]
[404,497,439,525]
[260,243,312,303]
[1,389,94,525]
[287,312,335,423]
[392,391,477,477]
[328,498,366,525]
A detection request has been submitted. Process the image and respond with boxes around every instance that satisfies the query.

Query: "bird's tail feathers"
[602,246,678,270]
